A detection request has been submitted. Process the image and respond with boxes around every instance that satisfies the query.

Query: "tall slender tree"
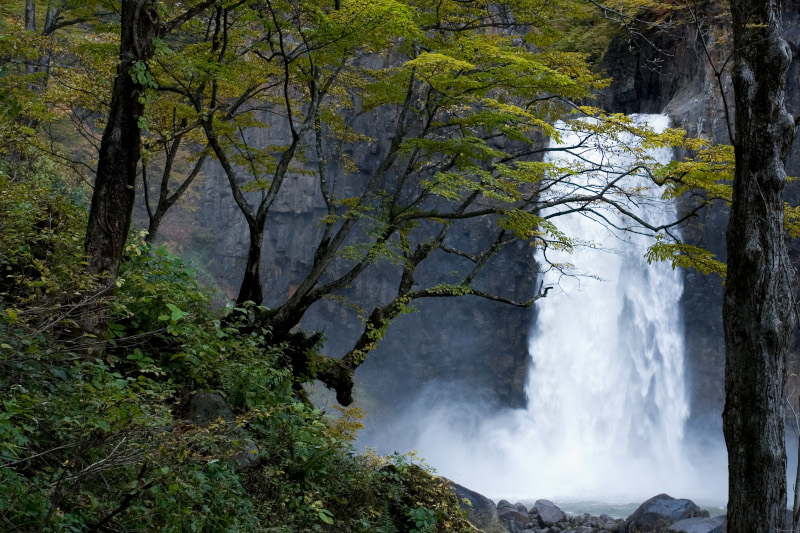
[82,0,160,339]
[85,0,159,280]
[83,0,220,339]
[723,1,797,531]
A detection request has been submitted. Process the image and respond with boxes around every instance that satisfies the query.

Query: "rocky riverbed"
[450,486,727,533]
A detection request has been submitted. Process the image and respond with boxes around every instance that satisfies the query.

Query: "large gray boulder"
[185,390,265,472]
[533,499,567,527]
[498,507,532,533]
[186,389,235,426]
[668,515,726,533]
[450,481,498,529]
[627,494,709,532]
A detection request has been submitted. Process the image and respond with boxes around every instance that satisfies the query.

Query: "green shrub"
[0,156,89,310]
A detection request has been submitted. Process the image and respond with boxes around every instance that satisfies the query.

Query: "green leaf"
[318,509,334,524]
[167,303,189,321]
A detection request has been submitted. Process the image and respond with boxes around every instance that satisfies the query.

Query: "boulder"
[668,515,726,533]
[187,389,235,426]
[450,481,498,529]
[533,499,567,527]
[514,502,529,514]
[627,494,709,532]
[498,499,515,510]
[232,439,260,471]
[499,507,532,533]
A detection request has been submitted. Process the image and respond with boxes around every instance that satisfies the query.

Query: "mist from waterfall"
[400,114,728,504]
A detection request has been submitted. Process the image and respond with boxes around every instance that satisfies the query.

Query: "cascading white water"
[521,113,689,496]
[408,114,727,504]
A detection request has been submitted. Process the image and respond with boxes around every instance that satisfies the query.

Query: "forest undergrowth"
[0,152,474,533]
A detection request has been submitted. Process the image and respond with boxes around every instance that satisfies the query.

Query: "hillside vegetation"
[0,154,475,532]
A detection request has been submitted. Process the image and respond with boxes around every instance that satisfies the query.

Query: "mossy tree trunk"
[83,0,160,339]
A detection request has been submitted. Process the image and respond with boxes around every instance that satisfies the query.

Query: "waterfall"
[407,114,727,504]
[521,113,690,496]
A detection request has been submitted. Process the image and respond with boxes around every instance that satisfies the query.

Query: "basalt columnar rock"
[154,1,800,437]
[187,81,537,435]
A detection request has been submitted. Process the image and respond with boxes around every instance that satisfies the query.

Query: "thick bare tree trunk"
[723,1,797,532]
[83,0,160,338]
[236,222,265,306]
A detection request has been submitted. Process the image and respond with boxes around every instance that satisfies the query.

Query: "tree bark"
[723,1,797,532]
[143,147,207,244]
[236,222,265,306]
[24,1,35,32]
[145,206,166,244]
[83,0,160,336]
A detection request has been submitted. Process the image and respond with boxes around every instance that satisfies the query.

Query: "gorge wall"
[156,2,800,436]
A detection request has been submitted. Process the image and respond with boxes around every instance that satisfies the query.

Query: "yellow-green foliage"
[5,0,737,287]
[0,157,89,307]
[785,203,800,238]
[646,236,727,277]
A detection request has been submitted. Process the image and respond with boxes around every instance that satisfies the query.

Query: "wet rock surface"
[532,499,567,527]
[493,499,626,533]
[186,389,235,426]
[451,481,498,529]
[668,515,727,533]
[627,494,709,532]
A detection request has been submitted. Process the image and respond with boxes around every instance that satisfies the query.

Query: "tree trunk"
[236,224,264,306]
[145,208,165,244]
[23,1,37,116]
[83,0,160,337]
[25,2,35,49]
[793,413,800,531]
[723,2,797,532]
